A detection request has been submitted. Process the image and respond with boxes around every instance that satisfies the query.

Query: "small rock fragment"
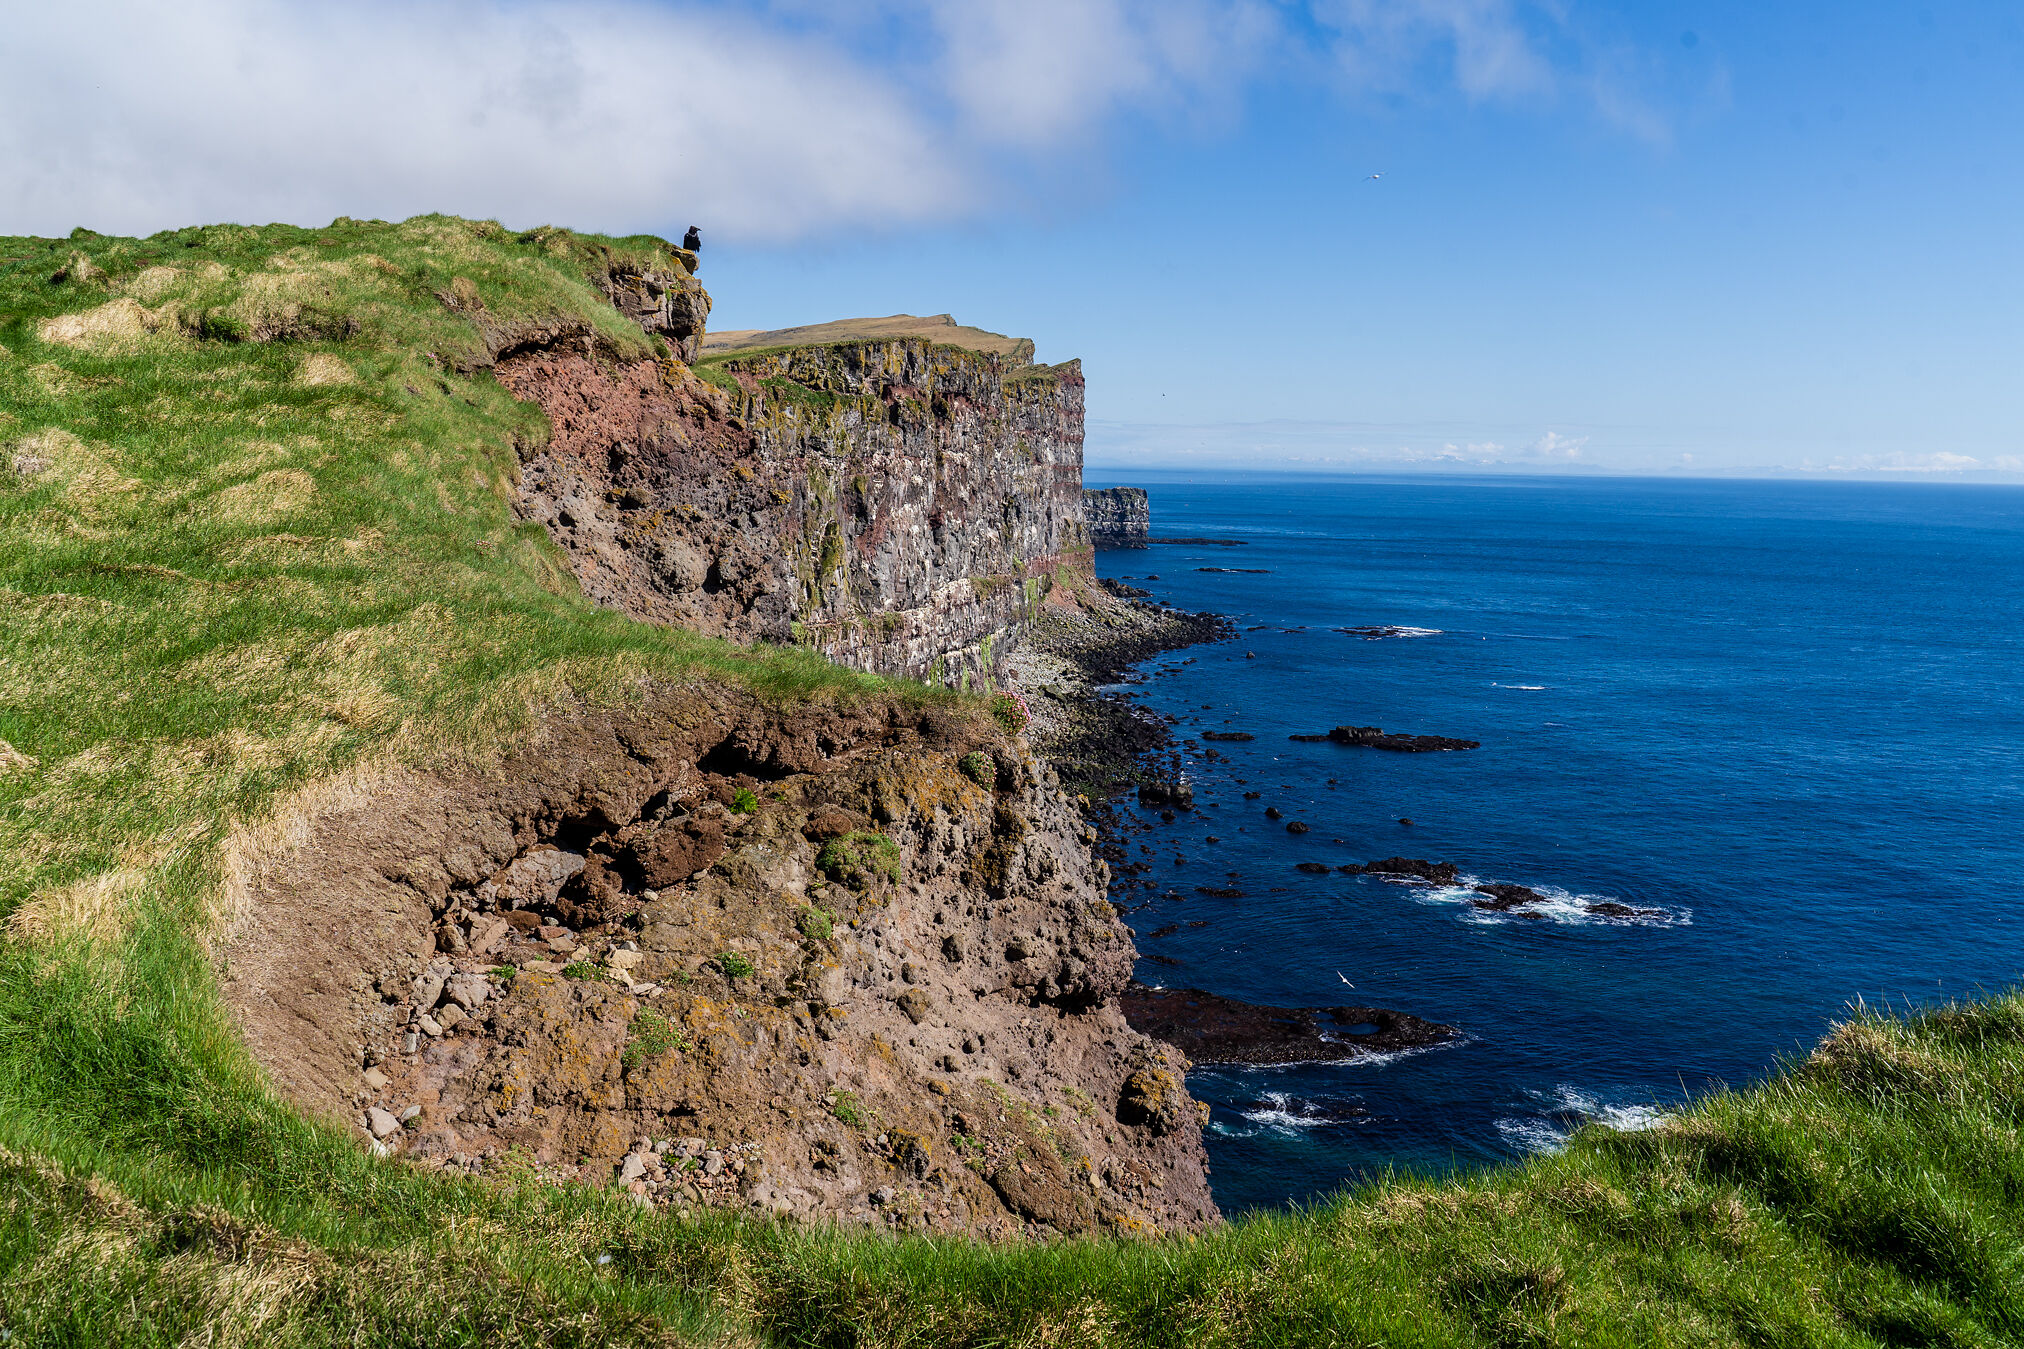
[366,1107,401,1139]
[444,972,490,1011]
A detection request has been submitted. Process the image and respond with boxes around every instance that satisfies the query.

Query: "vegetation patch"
[815,830,901,887]
[828,1090,868,1129]
[620,1008,687,1068]
[795,906,834,942]
[991,691,1031,734]
[715,951,754,980]
[958,751,995,787]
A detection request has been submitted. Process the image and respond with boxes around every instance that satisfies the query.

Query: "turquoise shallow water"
[1079,472,2024,1214]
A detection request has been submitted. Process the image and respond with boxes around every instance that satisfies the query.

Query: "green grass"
[623,1009,688,1068]
[4,216,2023,1345]
[814,831,902,887]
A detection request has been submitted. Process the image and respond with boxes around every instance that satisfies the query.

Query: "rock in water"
[1084,486,1150,547]
[1120,984,1457,1066]
[1322,725,1479,752]
[1347,858,1462,885]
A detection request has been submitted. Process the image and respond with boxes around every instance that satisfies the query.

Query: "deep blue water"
[1079,473,2024,1215]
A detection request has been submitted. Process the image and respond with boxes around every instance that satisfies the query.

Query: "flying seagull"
[1364,173,1383,181]
[1336,971,1355,988]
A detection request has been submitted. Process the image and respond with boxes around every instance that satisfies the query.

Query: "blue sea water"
[1080,473,2024,1215]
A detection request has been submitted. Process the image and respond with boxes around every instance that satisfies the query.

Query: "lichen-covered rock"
[222,687,1216,1239]
[1083,486,1148,546]
[498,337,1089,687]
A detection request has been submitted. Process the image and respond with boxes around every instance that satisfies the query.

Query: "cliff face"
[501,316,1089,686]
[221,688,1215,1238]
[1083,487,1149,546]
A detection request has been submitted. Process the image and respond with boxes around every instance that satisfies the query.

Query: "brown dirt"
[219,684,1216,1238]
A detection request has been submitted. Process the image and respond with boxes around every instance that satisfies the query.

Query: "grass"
[3,216,2022,1345]
[623,1009,689,1068]
[814,831,903,887]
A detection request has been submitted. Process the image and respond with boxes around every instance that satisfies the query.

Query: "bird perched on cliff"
[682,225,701,252]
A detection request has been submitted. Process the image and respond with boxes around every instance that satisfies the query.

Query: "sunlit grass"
[3,217,2020,1345]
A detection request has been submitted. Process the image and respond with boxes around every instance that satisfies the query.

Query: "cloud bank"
[1,0,1661,241]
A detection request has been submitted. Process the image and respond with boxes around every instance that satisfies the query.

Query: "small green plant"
[959,751,995,787]
[488,964,517,984]
[729,787,759,815]
[560,962,607,982]
[990,691,1030,733]
[816,831,902,887]
[829,1090,867,1129]
[796,906,835,942]
[621,1008,688,1067]
[717,951,755,980]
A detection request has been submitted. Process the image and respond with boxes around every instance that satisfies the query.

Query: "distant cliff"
[1083,487,1148,546]
[502,310,1088,686]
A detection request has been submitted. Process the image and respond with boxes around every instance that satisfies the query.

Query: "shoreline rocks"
[1119,984,1458,1066]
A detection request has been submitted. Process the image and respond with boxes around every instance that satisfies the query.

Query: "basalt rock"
[500,328,1089,687]
[1470,882,1550,911]
[1312,726,1480,752]
[1120,984,1457,1066]
[220,686,1215,1239]
[1348,858,1462,886]
[1083,487,1149,547]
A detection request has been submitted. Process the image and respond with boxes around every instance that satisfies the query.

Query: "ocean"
[1082,472,2024,1215]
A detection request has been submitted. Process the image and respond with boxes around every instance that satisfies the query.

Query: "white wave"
[1399,874,1689,928]
[1495,1116,1573,1154]
[1499,1086,1669,1154]
[1338,625,1444,639]
[1491,683,1547,690]
[1241,1091,1333,1131]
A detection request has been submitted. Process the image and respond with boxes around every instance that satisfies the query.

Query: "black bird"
[682,225,701,251]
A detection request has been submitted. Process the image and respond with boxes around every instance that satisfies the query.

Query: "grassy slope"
[1,217,2020,1347]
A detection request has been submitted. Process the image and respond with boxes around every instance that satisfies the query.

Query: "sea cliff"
[502,307,1089,687]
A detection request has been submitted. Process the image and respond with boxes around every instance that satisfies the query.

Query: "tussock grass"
[4,218,2021,1344]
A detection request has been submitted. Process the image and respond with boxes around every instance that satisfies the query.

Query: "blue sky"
[6,1,2019,476]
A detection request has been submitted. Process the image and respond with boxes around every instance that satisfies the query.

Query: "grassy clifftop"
[3,217,2022,1346]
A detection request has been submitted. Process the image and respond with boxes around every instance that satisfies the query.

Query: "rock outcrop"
[1119,985,1458,1065]
[501,309,1090,687]
[1287,725,1481,752]
[1083,487,1149,547]
[222,687,1215,1238]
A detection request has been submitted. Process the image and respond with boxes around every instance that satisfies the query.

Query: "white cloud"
[0,0,1678,242]
[1315,0,1553,101]
[1521,430,1588,459]
[917,0,1278,148]
[1810,451,2024,475]
[0,0,968,240]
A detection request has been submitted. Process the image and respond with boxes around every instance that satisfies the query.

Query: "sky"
[3,1,2019,477]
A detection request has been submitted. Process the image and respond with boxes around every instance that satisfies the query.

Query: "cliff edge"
[506,310,1087,686]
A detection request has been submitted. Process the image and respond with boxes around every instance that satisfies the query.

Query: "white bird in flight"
[1364,173,1383,181]
[1336,971,1355,988]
